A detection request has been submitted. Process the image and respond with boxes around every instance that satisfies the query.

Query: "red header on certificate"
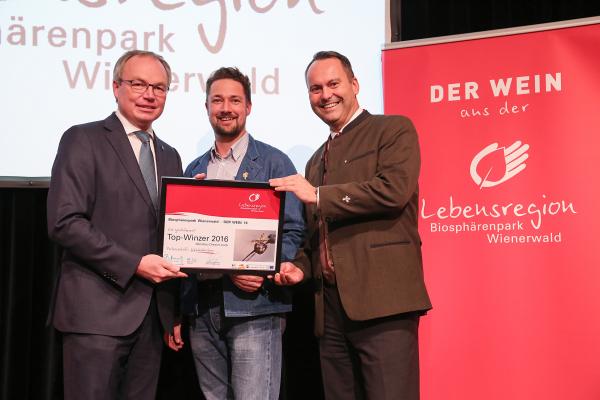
[165,183,282,220]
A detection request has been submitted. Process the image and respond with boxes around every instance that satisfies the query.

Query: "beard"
[214,123,243,138]
[211,114,245,138]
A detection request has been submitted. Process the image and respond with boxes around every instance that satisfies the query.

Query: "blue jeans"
[188,297,284,400]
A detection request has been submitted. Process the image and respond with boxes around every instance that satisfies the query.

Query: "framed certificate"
[158,177,286,275]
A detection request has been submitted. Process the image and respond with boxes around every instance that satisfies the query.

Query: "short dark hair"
[206,67,252,104]
[305,51,355,81]
[113,50,172,86]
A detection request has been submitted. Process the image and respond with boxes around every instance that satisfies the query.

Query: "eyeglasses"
[119,79,169,96]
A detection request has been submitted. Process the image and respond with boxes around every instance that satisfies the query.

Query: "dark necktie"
[135,131,158,209]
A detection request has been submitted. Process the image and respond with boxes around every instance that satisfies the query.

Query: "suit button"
[325,217,332,223]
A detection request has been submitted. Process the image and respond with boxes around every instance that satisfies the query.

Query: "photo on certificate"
[158,177,286,275]
[233,229,277,263]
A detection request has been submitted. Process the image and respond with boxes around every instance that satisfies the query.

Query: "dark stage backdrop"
[2,2,600,399]
[0,186,61,400]
[391,0,600,41]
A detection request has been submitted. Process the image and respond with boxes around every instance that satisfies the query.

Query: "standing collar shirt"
[329,107,364,139]
[206,132,250,180]
[115,110,158,190]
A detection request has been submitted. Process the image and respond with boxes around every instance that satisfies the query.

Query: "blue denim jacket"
[180,134,305,317]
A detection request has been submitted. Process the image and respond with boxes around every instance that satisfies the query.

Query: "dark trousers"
[320,284,421,400]
[62,298,163,400]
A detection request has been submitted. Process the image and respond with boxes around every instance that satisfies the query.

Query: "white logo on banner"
[470,141,529,188]
[249,193,261,202]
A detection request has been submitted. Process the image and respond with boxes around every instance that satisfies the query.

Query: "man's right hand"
[135,254,187,283]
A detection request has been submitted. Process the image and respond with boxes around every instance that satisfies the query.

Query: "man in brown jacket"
[270,51,432,400]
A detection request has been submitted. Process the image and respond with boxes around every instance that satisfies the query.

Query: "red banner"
[383,22,600,400]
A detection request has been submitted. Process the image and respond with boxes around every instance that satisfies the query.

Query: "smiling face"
[306,57,359,132]
[112,55,169,131]
[206,78,252,140]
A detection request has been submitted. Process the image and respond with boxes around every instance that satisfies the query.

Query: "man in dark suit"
[47,50,186,400]
[270,51,432,400]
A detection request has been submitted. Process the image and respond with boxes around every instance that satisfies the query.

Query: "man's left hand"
[164,323,184,352]
[270,262,304,286]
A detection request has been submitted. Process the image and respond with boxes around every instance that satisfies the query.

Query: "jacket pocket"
[345,150,375,164]
[369,240,410,249]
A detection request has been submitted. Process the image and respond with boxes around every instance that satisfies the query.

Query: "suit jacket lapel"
[315,144,327,187]
[236,135,262,181]
[103,113,157,216]
[154,134,171,202]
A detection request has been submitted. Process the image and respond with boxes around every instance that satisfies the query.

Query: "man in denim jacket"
[166,67,304,400]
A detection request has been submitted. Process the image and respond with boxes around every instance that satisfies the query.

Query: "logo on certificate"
[249,193,261,202]
[239,193,267,213]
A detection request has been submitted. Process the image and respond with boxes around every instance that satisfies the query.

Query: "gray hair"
[113,50,172,87]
